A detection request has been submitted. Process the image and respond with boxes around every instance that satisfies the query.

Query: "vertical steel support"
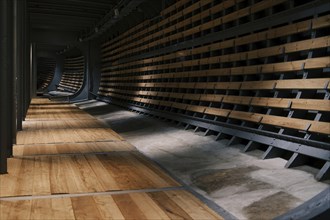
[16,0,23,130]
[31,43,37,98]
[0,0,13,173]
[7,0,14,157]
[26,2,31,109]
[22,0,29,119]
[13,0,18,143]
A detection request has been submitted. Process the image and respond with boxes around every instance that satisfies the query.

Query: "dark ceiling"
[28,0,164,55]
[28,0,119,33]
[28,0,120,53]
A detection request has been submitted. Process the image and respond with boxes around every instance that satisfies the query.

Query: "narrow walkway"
[0,98,223,219]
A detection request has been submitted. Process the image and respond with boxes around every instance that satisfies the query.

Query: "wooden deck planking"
[0,152,180,197]
[0,191,223,220]
[22,119,106,130]
[14,141,136,156]
[16,128,124,145]
[0,98,224,219]
[25,111,94,120]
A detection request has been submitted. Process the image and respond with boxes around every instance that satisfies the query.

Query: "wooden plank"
[251,97,290,109]
[275,78,330,90]
[229,111,263,123]
[165,190,223,220]
[291,99,330,112]
[14,141,136,156]
[15,156,35,196]
[93,195,125,219]
[66,155,104,193]
[241,81,276,90]
[132,152,180,187]
[309,121,330,135]
[130,192,171,220]
[204,108,230,118]
[71,196,103,219]
[50,197,75,219]
[1,191,224,219]
[112,194,147,219]
[187,105,206,113]
[86,155,121,191]
[0,158,22,197]
[223,96,252,106]
[0,200,32,220]
[32,156,51,195]
[49,156,70,194]
[148,191,193,219]
[261,115,308,131]
[16,128,123,145]
[23,119,105,130]
[1,153,179,197]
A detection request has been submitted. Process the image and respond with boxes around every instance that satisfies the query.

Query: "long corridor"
[0,98,223,219]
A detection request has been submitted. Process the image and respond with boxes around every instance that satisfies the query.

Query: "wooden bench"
[103,35,328,76]
[105,0,287,61]
[56,56,85,94]
[98,1,330,140]
[108,14,329,64]
[107,91,330,135]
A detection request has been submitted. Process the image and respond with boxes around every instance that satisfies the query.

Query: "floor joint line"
[13,150,138,158]
[0,187,184,201]
[15,139,124,146]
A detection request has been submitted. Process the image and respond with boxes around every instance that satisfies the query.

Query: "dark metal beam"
[29,10,102,19]
[13,0,19,144]
[274,188,330,220]
[30,20,95,27]
[7,0,14,157]
[29,12,99,20]
[16,0,24,131]
[0,0,13,174]
[28,0,116,8]
[28,2,111,12]
[31,43,37,98]
[80,0,148,41]
[28,8,105,16]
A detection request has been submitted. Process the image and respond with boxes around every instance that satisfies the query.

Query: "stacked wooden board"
[98,0,330,180]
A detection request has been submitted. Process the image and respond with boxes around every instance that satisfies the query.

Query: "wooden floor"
[1,190,221,220]
[0,98,223,219]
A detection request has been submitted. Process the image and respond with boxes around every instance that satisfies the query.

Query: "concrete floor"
[77,100,330,220]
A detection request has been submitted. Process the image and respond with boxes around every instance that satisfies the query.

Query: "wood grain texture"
[14,141,136,156]
[0,98,223,219]
[17,128,123,145]
[0,191,223,220]
[0,152,179,197]
[23,119,106,130]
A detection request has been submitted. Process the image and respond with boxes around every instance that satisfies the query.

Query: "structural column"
[16,0,24,131]
[31,43,37,98]
[0,0,14,173]
[21,0,30,119]
[7,0,14,156]
[13,0,18,144]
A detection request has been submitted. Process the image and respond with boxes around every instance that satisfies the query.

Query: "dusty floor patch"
[80,101,330,220]
[243,191,300,220]
[191,166,272,194]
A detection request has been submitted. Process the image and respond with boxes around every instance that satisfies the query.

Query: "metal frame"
[274,187,330,220]
[98,96,330,181]
[114,0,330,66]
